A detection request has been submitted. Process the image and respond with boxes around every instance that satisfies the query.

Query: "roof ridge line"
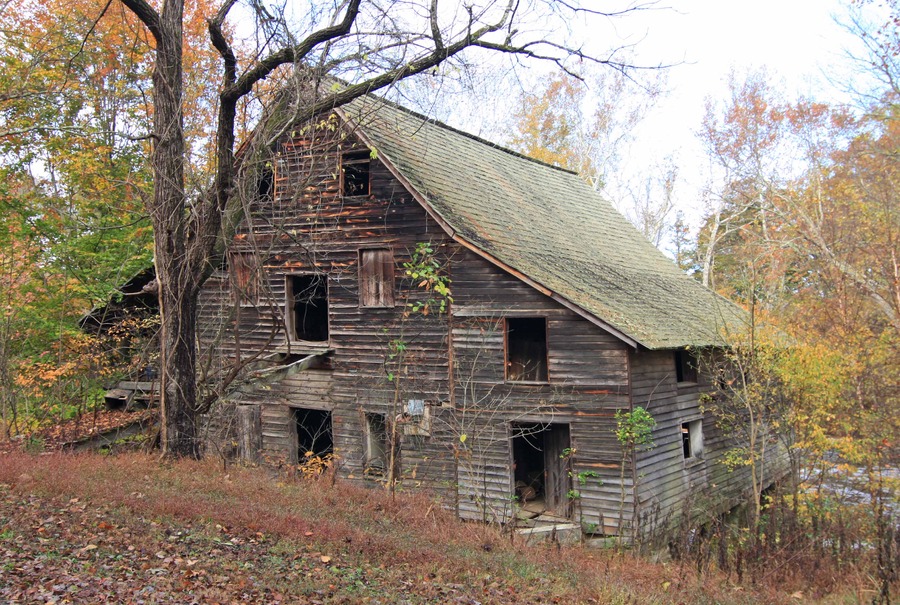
[353,93,580,177]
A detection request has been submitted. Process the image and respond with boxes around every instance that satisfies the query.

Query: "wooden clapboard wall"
[449,250,631,528]
[198,117,455,490]
[630,349,791,535]
[196,112,781,537]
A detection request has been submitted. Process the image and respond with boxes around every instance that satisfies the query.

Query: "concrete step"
[515,523,581,545]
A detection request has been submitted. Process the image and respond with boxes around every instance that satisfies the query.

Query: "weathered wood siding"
[197,115,636,529]
[630,349,790,535]
[198,117,455,495]
[196,112,768,539]
[450,251,631,531]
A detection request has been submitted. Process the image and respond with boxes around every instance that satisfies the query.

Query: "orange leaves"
[14,332,115,396]
[510,72,590,173]
[698,67,900,479]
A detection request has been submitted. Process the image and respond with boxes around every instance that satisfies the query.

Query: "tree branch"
[552,0,662,18]
[118,0,162,43]
[225,0,363,101]
[208,0,239,85]
[430,0,444,52]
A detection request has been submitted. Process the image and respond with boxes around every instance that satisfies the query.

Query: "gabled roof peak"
[341,96,580,177]
[336,95,746,349]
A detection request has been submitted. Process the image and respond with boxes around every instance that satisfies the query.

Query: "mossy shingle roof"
[341,97,746,350]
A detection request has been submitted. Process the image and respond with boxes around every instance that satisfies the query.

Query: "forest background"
[0,0,896,601]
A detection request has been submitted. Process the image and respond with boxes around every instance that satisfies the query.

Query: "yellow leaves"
[13,331,115,401]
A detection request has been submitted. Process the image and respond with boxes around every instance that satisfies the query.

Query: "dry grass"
[0,451,869,604]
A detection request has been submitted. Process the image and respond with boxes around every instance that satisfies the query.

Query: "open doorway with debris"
[511,423,572,520]
[291,407,333,465]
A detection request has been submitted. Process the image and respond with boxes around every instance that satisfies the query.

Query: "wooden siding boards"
[197,118,639,529]
[629,349,790,534]
[199,123,455,484]
[447,249,632,525]
[195,109,768,539]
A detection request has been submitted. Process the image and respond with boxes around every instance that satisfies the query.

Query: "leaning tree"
[116,0,656,457]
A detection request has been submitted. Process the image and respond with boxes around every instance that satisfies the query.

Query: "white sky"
[604,0,867,228]
[428,0,871,236]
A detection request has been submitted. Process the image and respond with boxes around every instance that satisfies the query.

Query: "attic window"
[286,274,329,342]
[675,350,698,384]
[682,419,703,460]
[342,150,370,196]
[506,317,548,382]
[257,164,274,199]
[359,248,394,308]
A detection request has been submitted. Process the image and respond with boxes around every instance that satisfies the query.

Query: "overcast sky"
[395,0,874,237]
[616,0,866,226]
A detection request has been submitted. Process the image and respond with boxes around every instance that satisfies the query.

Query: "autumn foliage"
[0,0,225,436]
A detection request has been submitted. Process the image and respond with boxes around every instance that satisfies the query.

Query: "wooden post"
[236,404,262,463]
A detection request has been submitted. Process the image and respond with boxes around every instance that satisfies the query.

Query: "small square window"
[506,317,548,382]
[682,419,703,460]
[359,248,394,307]
[342,150,370,196]
[286,274,329,342]
[675,350,698,384]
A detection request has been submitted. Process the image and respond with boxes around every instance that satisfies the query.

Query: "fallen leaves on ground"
[0,484,549,604]
[0,409,155,454]
[0,451,807,604]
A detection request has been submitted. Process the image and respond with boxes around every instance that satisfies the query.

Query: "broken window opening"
[342,150,370,196]
[359,248,395,308]
[286,274,329,342]
[675,350,698,384]
[506,317,548,382]
[292,407,333,463]
[364,412,388,475]
[511,423,571,518]
[682,419,704,460]
[257,164,274,200]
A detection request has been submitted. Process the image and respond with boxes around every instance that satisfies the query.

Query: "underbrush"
[643,482,899,604]
[0,450,887,604]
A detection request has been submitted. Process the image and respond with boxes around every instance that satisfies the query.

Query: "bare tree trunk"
[146,0,199,458]
[701,210,721,288]
[157,284,200,457]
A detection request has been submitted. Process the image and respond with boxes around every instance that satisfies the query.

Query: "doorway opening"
[292,407,333,463]
[286,274,329,342]
[511,423,572,519]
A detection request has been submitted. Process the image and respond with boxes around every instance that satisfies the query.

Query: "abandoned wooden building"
[192,94,783,537]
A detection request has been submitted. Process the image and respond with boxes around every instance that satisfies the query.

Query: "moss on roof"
[340,97,746,350]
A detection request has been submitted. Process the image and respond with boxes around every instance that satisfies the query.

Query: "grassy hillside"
[0,452,866,604]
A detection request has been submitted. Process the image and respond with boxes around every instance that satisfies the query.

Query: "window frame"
[341,150,371,197]
[504,317,550,384]
[675,349,699,385]
[358,247,395,308]
[363,412,388,476]
[284,273,330,344]
[681,418,704,463]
